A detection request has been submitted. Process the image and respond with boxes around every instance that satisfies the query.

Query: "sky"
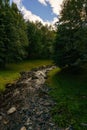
[10,0,63,26]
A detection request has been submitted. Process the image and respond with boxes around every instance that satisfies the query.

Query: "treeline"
[1,0,87,69]
[54,0,87,68]
[0,0,55,68]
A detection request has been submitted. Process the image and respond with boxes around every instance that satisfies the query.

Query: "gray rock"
[49,123,55,126]
[28,126,33,130]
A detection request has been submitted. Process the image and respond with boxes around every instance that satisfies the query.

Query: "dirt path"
[0,65,63,130]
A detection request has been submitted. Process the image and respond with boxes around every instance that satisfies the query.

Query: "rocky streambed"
[0,65,64,130]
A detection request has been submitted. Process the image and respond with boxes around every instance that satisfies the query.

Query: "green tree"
[0,1,28,67]
[40,25,56,59]
[27,21,55,59]
[26,21,42,59]
[54,0,87,68]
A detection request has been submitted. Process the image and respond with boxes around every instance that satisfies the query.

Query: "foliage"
[0,0,28,68]
[47,67,87,129]
[0,0,55,68]
[27,21,55,59]
[54,0,87,68]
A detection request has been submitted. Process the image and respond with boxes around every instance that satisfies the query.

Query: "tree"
[54,0,87,68]
[40,24,56,59]
[0,1,28,68]
[27,21,55,59]
[26,21,42,59]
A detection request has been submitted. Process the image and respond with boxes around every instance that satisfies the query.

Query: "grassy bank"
[0,60,52,91]
[47,66,87,130]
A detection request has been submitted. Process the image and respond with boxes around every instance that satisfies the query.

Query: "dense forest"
[0,0,87,69]
[0,0,55,68]
[54,0,87,68]
[0,0,87,70]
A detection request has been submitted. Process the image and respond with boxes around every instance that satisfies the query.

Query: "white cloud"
[12,0,61,27]
[13,0,44,23]
[13,0,22,6]
[48,0,63,15]
[38,0,63,15]
[38,0,47,6]
[52,17,58,24]
[21,6,44,23]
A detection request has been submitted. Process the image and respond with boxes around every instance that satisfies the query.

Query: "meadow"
[0,60,52,91]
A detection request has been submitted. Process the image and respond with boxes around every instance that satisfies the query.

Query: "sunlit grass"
[0,60,53,91]
[47,66,87,130]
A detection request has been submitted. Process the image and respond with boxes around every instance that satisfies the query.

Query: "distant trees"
[27,21,55,59]
[54,0,87,68]
[26,21,42,59]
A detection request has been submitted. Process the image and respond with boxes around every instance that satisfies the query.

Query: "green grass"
[47,66,87,130]
[0,60,52,91]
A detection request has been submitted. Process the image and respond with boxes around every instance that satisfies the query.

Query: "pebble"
[25,118,32,126]
[49,123,55,126]
[65,126,73,130]
[28,126,32,130]
[20,126,26,130]
[3,119,9,125]
[7,107,16,114]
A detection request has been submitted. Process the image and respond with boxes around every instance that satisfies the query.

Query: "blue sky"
[10,0,63,26]
[22,0,56,21]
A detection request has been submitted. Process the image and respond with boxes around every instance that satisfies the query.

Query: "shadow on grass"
[47,65,87,130]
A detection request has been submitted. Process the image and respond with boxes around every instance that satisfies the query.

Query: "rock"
[81,123,87,127]
[0,112,5,116]
[7,107,16,114]
[3,118,9,125]
[65,126,73,130]
[65,128,69,130]
[35,71,46,78]
[20,126,26,130]
[6,83,13,88]
[43,102,51,106]
[28,126,32,130]
[25,118,32,126]
[49,123,55,126]
[36,111,43,116]
[35,79,45,86]
[26,78,32,82]
[13,89,20,96]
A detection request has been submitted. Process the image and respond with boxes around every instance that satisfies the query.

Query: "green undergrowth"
[47,66,87,130]
[0,60,52,91]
